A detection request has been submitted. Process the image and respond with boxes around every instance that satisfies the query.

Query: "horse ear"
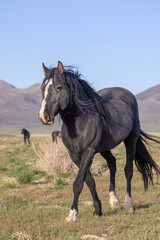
[58,61,64,74]
[42,63,49,76]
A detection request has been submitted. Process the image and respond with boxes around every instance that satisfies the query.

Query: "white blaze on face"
[39,79,52,123]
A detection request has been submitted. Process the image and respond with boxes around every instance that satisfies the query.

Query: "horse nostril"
[44,111,50,121]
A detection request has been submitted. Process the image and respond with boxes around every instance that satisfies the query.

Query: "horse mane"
[45,66,111,127]
[63,67,111,126]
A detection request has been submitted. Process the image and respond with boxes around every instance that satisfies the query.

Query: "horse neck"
[59,103,81,128]
[60,84,96,128]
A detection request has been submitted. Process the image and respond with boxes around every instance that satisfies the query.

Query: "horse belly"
[100,110,135,151]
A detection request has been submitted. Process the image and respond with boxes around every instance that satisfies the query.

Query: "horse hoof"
[93,211,102,216]
[65,209,78,222]
[109,191,120,209]
[124,193,134,212]
[124,205,134,212]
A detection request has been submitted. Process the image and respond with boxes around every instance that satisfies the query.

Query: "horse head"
[39,61,71,125]
[21,128,25,134]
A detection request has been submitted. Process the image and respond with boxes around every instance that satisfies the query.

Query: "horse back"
[98,87,138,117]
[97,87,140,149]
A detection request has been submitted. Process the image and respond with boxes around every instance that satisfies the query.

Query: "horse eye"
[56,85,62,92]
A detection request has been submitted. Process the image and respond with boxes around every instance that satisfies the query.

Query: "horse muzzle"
[38,112,54,125]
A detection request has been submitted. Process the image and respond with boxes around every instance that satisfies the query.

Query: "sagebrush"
[33,140,77,176]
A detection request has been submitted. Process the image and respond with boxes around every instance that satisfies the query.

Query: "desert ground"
[0,136,160,240]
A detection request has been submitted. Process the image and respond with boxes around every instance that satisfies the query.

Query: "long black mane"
[47,66,110,126]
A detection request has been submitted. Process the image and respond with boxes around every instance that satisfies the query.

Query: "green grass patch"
[7,164,38,184]
[56,178,66,186]
[0,166,8,171]
[2,183,16,189]
[15,165,38,184]
[101,161,108,169]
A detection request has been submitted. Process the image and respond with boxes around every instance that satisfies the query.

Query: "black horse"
[52,130,61,143]
[21,128,30,145]
[39,61,160,222]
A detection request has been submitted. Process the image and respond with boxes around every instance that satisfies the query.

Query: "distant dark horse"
[39,61,160,222]
[21,128,30,145]
[52,130,61,143]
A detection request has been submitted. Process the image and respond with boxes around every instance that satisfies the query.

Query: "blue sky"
[0,0,160,94]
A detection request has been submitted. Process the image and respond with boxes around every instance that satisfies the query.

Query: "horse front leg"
[67,151,102,221]
[66,148,95,222]
[85,170,102,216]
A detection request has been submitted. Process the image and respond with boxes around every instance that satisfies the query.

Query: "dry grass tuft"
[81,235,107,240]
[33,140,77,177]
[8,232,32,240]
[91,165,109,176]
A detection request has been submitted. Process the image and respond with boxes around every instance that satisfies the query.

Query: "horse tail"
[135,130,160,190]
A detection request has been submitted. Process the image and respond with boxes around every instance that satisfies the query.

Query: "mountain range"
[0,79,160,135]
[0,80,60,135]
[136,84,160,132]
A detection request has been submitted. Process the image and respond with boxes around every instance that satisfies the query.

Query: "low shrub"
[12,165,38,184]
[33,140,77,184]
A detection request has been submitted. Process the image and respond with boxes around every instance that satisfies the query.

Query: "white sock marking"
[66,209,78,222]
[124,193,134,211]
[109,191,120,208]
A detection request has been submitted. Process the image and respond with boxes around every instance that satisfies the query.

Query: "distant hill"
[0,80,61,135]
[136,84,160,132]
[0,80,160,135]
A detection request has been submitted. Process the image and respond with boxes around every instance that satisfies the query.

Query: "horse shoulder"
[61,113,103,154]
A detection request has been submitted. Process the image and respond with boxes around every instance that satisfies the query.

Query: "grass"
[0,137,160,239]
[14,165,38,184]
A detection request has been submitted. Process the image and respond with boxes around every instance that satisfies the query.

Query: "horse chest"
[62,131,90,154]
[61,117,102,154]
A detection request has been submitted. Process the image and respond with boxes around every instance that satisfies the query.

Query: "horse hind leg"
[100,151,120,209]
[124,135,137,211]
